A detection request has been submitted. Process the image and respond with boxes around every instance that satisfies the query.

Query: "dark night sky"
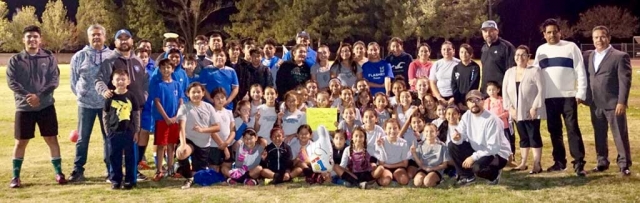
[7,0,640,49]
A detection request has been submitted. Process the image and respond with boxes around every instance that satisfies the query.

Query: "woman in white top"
[429,41,460,104]
[331,43,363,88]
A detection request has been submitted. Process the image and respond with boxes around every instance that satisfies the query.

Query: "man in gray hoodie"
[69,24,113,182]
[7,25,66,188]
[95,29,148,184]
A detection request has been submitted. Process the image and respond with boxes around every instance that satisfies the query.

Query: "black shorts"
[408,160,419,168]
[15,105,58,139]
[354,171,374,182]
[384,166,404,174]
[208,146,234,165]
[185,139,210,172]
[416,169,443,185]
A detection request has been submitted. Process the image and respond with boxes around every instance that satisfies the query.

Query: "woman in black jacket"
[276,44,311,101]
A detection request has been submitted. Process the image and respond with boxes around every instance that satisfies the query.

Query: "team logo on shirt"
[391,62,405,70]
[134,65,140,72]
[41,63,47,68]
[379,66,385,72]
[455,72,460,80]
[173,90,178,96]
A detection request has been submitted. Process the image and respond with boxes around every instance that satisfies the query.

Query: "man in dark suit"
[584,26,632,176]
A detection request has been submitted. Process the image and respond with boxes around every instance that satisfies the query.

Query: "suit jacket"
[584,48,632,110]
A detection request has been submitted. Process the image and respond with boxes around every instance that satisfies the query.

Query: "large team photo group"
[2,0,640,202]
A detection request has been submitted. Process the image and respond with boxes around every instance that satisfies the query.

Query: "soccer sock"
[138,145,147,163]
[51,157,62,175]
[13,158,23,178]
[341,173,358,185]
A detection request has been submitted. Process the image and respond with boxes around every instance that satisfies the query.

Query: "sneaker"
[244,179,258,186]
[138,161,152,170]
[68,171,85,182]
[122,182,134,190]
[137,172,148,181]
[456,176,476,186]
[153,172,164,182]
[343,181,354,187]
[263,178,273,185]
[105,177,111,183]
[181,179,194,189]
[572,161,587,177]
[488,170,502,185]
[621,168,632,176]
[546,162,566,172]
[305,174,316,184]
[111,183,121,190]
[226,178,237,186]
[359,180,377,189]
[315,173,325,184]
[55,173,68,185]
[9,177,21,188]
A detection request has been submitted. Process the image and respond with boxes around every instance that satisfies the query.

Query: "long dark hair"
[331,43,359,75]
[350,127,369,170]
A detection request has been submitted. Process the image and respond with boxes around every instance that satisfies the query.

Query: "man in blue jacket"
[281,31,317,67]
[69,24,114,182]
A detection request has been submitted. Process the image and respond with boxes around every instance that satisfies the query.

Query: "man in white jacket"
[533,18,587,176]
[450,90,512,186]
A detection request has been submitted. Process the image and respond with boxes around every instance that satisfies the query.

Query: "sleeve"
[284,144,294,169]
[177,105,188,121]
[617,53,632,105]
[130,93,140,111]
[532,68,544,109]
[385,63,394,78]
[282,51,291,61]
[442,145,451,162]
[505,43,516,71]
[247,146,264,170]
[38,57,60,96]
[208,104,218,125]
[231,69,239,87]
[132,109,141,133]
[572,44,587,101]
[6,57,30,96]
[70,53,81,96]
[450,66,460,102]
[95,59,112,95]
[265,68,274,88]
[429,62,438,81]
[408,62,417,84]
[532,48,541,67]
[452,115,468,145]
[470,119,502,160]
[103,99,111,134]
[339,147,350,169]
[402,142,410,160]
[300,112,307,125]
[502,70,512,110]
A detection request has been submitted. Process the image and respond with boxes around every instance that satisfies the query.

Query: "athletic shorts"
[140,108,154,132]
[416,169,443,185]
[369,156,378,164]
[154,121,180,145]
[15,105,58,139]
[208,146,234,165]
[384,166,404,174]
[185,139,210,172]
[408,159,419,168]
[354,171,374,182]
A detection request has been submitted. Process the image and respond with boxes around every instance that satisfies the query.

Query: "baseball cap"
[481,20,498,30]
[296,31,310,39]
[465,90,484,101]
[114,29,132,40]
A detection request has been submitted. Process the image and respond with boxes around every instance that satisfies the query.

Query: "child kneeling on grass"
[104,69,140,190]
[175,82,221,189]
[227,129,264,186]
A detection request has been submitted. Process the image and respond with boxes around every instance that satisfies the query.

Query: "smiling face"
[436,105,446,119]
[384,121,400,139]
[423,124,437,141]
[339,46,351,61]
[358,93,371,106]
[271,130,284,146]
[441,44,454,59]
[306,82,318,97]
[89,28,105,48]
[418,46,430,60]
[318,47,330,61]
[250,87,263,102]
[399,91,412,107]
[111,73,130,89]
[238,103,251,117]
[229,45,241,59]
[410,116,425,134]
[298,128,311,143]
[159,64,173,79]
[352,130,366,149]
[213,92,227,109]
[445,108,460,125]
[356,80,369,93]
[329,81,341,95]
[389,41,402,55]
[392,83,404,97]
[293,47,308,63]
[212,53,226,67]
[363,110,377,126]
[543,25,561,45]
[459,47,472,62]
[264,88,277,104]
[374,95,388,110]
[210,36,223,50]
[285,95,297,112]
[353,44,366,59]
[367,45,380,60]
[416,79,429,95]
[340,89,354,104]
[243,133,257,148]
[316,93,330,108]
[593,29,610,51]
[515,49,529,67]
[342,108,357,122]
[115,35,132,52]
[187,85,205,103]
[168,53,181,67]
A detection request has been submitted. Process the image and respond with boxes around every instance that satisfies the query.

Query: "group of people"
[7,18,632,190]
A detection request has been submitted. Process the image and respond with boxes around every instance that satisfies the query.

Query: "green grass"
[1,65,640,202]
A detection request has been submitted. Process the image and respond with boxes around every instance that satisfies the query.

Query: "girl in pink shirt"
[483,81,516,165]
[408,43,433,90]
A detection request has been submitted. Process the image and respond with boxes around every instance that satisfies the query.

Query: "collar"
[488,38,502,47]
[595,45,612,55]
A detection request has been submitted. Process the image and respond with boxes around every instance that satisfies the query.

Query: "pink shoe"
[244,179,257,186]
[226,178,237,186]
[56,173,68,185]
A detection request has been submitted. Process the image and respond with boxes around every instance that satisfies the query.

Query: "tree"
[41,0,75,53]
[557,18,577,40]
[225,0,280,43]
[76,0,122,45]
[330,0,371,43]
[575,6,639,39]
[426,0,487,41]
[123,0,167,51]
[159,0,234,53]
[6,6,40,52]
[0,1,10,51]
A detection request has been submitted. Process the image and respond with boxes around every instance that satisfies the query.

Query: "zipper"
[277,145,281,170]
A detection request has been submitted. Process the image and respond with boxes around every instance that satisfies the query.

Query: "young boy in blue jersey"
[150,59,184,181]
[103,69,140,190]
[198,48,239,110]
[183,54,199,82]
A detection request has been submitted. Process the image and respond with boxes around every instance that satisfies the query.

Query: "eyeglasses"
[165,45,177,49]
[466,98,481,103]
[515,54,529,57]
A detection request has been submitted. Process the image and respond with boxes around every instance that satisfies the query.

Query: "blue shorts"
[140,107,154,133]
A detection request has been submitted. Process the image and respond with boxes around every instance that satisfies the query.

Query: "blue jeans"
[107,130,138,184]
[73,107,108,174]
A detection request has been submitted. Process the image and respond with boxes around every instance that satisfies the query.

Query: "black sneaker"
[111,183,121,190]
[122,182,134,190]
[572,161,587,177]
[136,172,148,181]
[68,171,86,182]
[621,168,632,176]
[488,170,502,185]
[456,176,476,186]
[546,162,566,172]
[591,165,609,173]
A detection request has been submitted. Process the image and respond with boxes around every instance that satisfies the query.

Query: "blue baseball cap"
[114,29,132,40]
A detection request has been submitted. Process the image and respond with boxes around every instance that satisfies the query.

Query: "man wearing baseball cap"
[479,20,516,95]
[281,31,317,67]
[448,90,512,186]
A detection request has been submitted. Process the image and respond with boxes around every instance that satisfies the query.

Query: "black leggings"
[516,120,543,148]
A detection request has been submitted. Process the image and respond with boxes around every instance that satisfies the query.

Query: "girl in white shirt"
[282,91,307,144]
[376,118,411,186]
[362,109,386,168]
[255,87,279,144]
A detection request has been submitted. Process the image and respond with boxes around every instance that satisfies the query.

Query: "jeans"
[73,107,108,174]
[107,130,138,184]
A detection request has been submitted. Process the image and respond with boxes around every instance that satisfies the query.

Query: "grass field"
[1,65,640,202]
